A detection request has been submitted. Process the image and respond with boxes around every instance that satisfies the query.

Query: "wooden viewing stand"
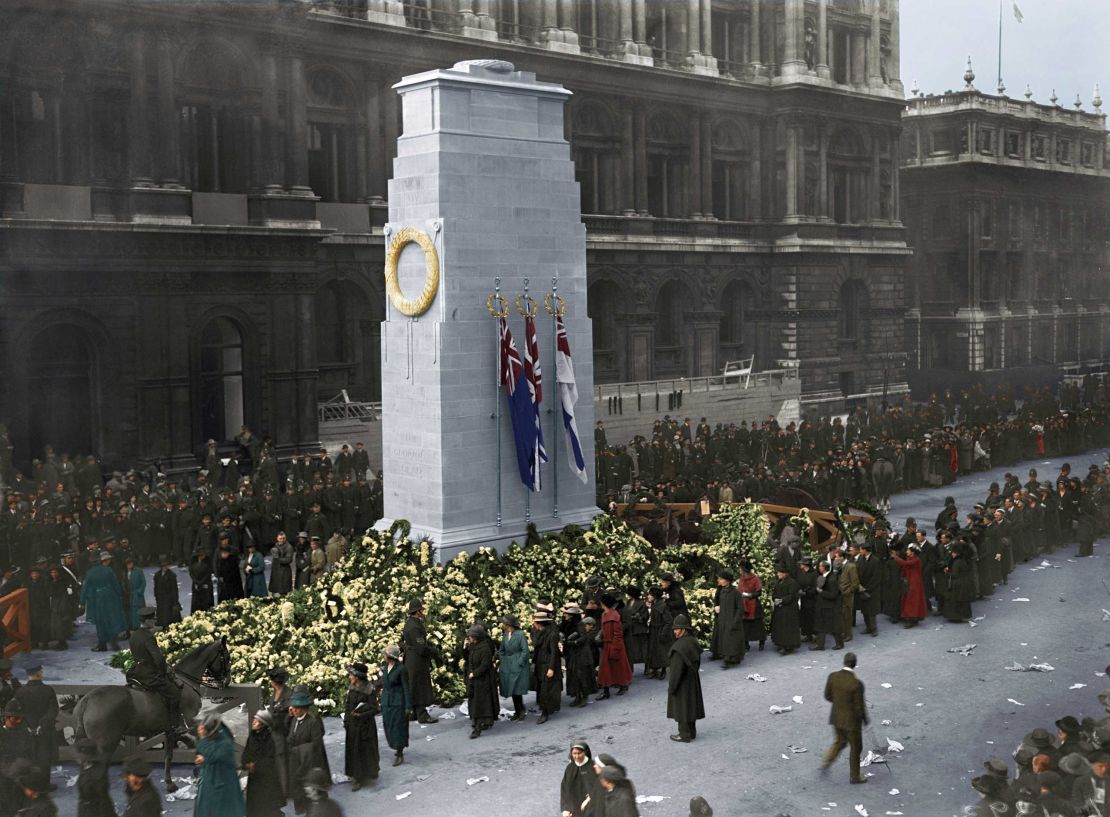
[0,588,31,658]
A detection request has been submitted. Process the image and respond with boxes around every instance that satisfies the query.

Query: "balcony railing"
[594,368,798,402]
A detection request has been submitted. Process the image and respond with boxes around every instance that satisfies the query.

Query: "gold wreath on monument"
[515,294,539,318]
[543,293,567,317]
[485,294,509,318]
[384,227,440,317]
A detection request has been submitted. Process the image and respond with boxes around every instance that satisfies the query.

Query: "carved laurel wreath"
[384,227,440,317]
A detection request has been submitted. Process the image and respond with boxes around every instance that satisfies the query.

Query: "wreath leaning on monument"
[384,226,440,316]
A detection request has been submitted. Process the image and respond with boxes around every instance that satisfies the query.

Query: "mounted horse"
[868,448,898,513]
[73,637,231,792]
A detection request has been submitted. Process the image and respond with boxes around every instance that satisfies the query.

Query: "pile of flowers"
[154,505,775,714]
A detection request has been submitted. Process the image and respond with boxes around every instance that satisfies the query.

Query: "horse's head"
[205,637,232,688]
[174,637,232,689]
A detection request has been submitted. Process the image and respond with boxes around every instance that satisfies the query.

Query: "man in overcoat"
[820,652,869,784]
[401,598,439,724]
[666,614,705,743]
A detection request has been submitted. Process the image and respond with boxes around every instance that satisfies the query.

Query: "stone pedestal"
[248,192,321,229]
[377,59,598,560]
[685,53,718,76]
[365,0,406,26]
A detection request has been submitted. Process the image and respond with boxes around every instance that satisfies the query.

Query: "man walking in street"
[666,614,704,743]
[820,652,869,784]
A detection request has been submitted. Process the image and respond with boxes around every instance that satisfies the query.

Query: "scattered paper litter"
[889,788,900,795]
[1040,560,1058,568]
[769,704,793,715]
[1012,598,1031,602]
[1102,609,1110,622]
[65,775,78,788]
[1069,683,1088,690]
[861,750,887,766]
[880,682,893,689]
[635,796,670,804]
[164,779,198,802]
[914,702,924,707]
[466,776,489,786]
[746,673,768,683]
[781,753,791,760]
[886,812,905,815]
[947,643,977,656]
[829,803,839,808]
[1007,698,1025,706]
[1006,661,1055,672]
[886,738,904,753]
[968,621,978,627]
[438,710,456,720]
[416,775,430,782]
[458,701,469,716]
[973,616,986,621]
[396,791,412,801]
[425,735,437,741]
[788,744,808,753]
[330,773,349,784]
[855,804,870,817]
[792,695,804,705]
[881,720,892,726]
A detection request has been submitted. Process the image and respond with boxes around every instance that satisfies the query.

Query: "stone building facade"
[901,68,1110,395]
[0,0,907,470]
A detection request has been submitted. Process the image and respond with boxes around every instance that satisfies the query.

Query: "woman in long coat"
[644,589,674,679]
[378,645,411,765]
[621,587,649,668]
[241,710,284,817]
[243,542,267,597]
[710,571,746,667]
[343,662,379,788]
[892,546,928,626]
[189,548,214,613]
[195,714,245,817]
[498,615,530,720]
[596,594,632,697]
[530,613,562,723]
[464,625,498,738]
[737,560,766,651]
[943,545,976,622]
[153,558,182,628]
[561,608,596,708]
[770,566,801,654]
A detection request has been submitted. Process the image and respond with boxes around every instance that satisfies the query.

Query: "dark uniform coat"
[645,601,674,672]
[464,637,498,726]
[621,598,649,665]
[286,713,329,812]
[189,555,214,613]
[770,576,802,650]
[153,568,181,628]
[241,724,284,817]
[13,679,58,768]
[530,623,563,715]
[268,542,294,595]
[76,762,116,817]
[666,632,705,725]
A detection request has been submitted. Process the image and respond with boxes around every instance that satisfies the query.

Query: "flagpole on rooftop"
[997,0,1003,93]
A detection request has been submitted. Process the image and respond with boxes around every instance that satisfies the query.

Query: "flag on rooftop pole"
[1012,1,1023,22]
[521,312,548,491]
[499,316,539,491]
[554,314,588,484]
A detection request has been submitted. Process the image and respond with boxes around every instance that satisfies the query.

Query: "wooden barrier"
[54,682,262,764]
[0,588,31,658]
[613,501,874,553]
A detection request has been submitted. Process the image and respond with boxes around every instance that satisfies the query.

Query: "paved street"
[43,447,1109,817]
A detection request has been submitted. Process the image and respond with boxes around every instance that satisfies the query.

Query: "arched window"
[199,317,244,443]
[646,112,690,218]
[571,101,621,215]
[838,280,869,344]
[28,325,94,458]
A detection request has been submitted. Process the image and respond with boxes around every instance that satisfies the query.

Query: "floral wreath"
[384,226,440,317]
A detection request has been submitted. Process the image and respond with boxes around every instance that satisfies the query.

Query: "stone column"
[700,0,712,55]
[686,0,701,55]
[868,0,883,87]
[749,121,762,219]
[366,0,407,26]
[286,50,312,196]
[127,30,154,187]
[621,103,636,215]
[870,136,881,221]
[784,120,799,219]
[155,30,182,188]
[748,0,763,72]
[685,0,716,74]
[889,0,902,92]
[817,121,829,220]
[365,74,386,204]
[558,0,579,47]
[618,0,652,63]
[689,111,702,217]
[259,47,285,194]
[634,102,648,214]
[890,126,900,221]
[816,0,830,78]
[632,0,650,56]
[461,0,498,39]
[700,111,713,218]
[782,0,806,77]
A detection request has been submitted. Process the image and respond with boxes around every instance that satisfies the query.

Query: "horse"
[73,637,231,792]
[869,457,897,512]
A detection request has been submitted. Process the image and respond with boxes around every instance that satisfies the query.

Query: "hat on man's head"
[24,664,41,676]
[971,774,1007,798]
[983,759,1009,778]
[346,662,369,681]
[689,796,714,817]
[407,598,425,614]
[99,551,112,562]
[1058,752,1092,777]
[122,756,152,778]
[1026,727,1054,748]
[1056,716,1081,734]
[139,607,157,620]
[500,614,520,629]
[304,767,331,791]
[672,614,692,629]
[289,691,313,708]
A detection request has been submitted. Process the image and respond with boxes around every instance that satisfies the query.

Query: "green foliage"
[160,506,776,715]
[109,650,133,672]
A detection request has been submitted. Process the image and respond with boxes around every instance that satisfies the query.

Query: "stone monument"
[377,59,598,560]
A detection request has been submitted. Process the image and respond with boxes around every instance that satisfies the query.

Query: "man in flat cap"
[74,737,113,817]
[121,755,162,817]
[128,607,182,746]
[667,614,704,743]
[401,599,440,724]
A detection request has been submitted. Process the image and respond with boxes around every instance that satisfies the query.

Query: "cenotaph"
[377,60,598,559]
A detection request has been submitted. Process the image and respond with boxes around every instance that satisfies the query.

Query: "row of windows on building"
[912,125,1106,168]
[924,201,1110,244]
[921,317,1110,370]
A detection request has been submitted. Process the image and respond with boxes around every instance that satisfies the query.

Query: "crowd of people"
[971,680,1110,817]
[0,375,1108,815]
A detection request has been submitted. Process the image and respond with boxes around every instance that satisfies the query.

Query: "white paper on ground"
[792,695,804,704]
[1012,598,1031,602]
[889,788,900,795]
[65,775,78,788]
[439,710,456,720]
[330,772,349,784]
[881,720,892,726]
[782,753,791,759]
[855,804,870,816]
[769,704,793,714]
[466,776,489,786]
[788,744,808,753]
[1007,698,1025,706]
[746,673,768,683]
[165,779,198,802]
[948,644,977,656]
[1070,683,1088,690]
[861,750,887,766]
[425,735,437,741]
[459,701,469,716]
[635,795,670,804]
[880,683,893,689]
[396,791,412,800]
[886,738,905,753]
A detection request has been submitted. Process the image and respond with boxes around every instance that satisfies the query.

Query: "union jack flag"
[521,313,548,491]
[499,316,540,491]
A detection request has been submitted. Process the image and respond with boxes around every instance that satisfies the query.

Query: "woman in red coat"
[892,545,928,627]
[595,593,632,699]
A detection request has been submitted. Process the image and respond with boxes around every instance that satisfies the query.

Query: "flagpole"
[523,277,531,526]
[997,0,1003,92]
[494,277,503,529]
[550,276,560,519]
